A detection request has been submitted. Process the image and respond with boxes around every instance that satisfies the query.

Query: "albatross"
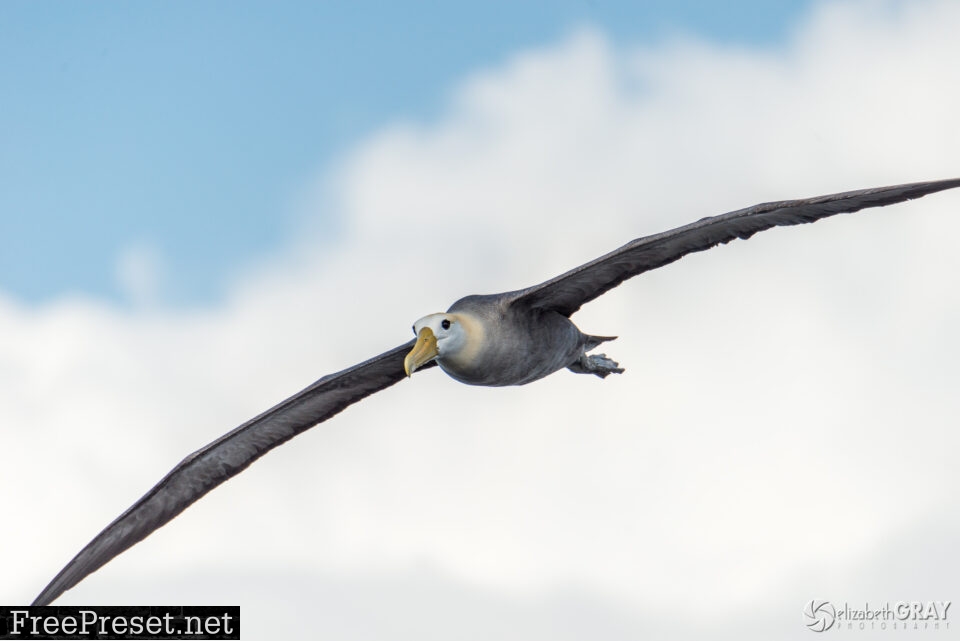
[33,178,960,605]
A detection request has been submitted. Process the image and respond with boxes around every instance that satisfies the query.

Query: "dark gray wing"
[33,340,434,606]
[506,178,960,317]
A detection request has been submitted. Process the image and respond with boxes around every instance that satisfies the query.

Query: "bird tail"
[583,334,617,351]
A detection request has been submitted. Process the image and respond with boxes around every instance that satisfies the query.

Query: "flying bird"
[33,178,960,606]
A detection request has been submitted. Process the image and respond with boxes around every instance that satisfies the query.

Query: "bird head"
[404,312,467,376]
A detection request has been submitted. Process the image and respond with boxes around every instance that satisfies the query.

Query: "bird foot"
[568,353,625,379]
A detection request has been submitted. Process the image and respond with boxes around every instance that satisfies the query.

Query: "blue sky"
[1,0,811,304]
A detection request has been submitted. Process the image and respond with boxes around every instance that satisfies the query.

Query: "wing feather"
[507,178,960,316]
[32,340,432,606]
[33,178,960,606]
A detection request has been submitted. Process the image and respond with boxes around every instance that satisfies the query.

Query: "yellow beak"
[404,327,439,377]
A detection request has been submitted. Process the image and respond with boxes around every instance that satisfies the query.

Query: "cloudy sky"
[2,1,959,639]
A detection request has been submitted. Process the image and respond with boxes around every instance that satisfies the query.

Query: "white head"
[404,312,473,376]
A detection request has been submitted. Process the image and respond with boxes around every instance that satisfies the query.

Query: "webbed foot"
[567,353,625,379]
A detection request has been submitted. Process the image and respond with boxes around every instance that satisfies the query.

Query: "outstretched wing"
[33,340,433,606]
[507,178,960,317]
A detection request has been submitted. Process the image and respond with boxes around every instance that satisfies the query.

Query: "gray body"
[32,178,960,607]
[442,294,618,386]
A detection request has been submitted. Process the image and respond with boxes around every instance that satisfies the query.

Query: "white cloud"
[3,0,960,638]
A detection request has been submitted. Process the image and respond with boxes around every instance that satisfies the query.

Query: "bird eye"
[441,319,451,330]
